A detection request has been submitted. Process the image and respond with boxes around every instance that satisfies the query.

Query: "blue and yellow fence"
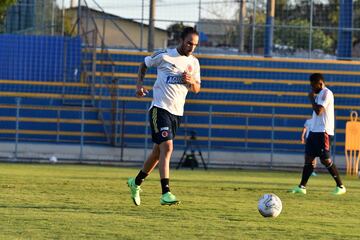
[1,36,360,160]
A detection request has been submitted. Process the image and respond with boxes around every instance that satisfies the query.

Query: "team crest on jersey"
[161,130,169,138]
[187,65,193,73]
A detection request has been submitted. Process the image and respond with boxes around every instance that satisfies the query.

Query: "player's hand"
[182,72,195,85]
[135,85,149,98]
[308,91,315,100]
[301,136,305,144]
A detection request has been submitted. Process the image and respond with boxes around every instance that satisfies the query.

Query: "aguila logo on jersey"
[166,75,184,84]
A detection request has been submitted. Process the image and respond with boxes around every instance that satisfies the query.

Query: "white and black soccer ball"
[258,193,282,218]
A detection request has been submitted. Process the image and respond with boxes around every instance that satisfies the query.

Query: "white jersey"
[304,118,312,138]
[310,87,334,136]
[144,48,201,116]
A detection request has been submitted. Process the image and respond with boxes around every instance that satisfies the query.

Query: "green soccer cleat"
[160,192,180,206]
[290,186,307,194]
[333,185,346,195]
[127,177,142,206]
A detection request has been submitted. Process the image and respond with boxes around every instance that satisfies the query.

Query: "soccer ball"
[49,155,58,163]
[258,193,282,218]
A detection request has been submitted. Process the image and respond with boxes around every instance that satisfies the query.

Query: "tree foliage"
[271,1,337,53]
[0,0,16,32]
[0,0,16,17]
[274,19,334,53]
[166,22,191,46]
[202,0,356,55]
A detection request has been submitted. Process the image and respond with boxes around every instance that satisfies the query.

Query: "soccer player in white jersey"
[301,118,312,144]
[127,27,201,206]
[291,73,346,195]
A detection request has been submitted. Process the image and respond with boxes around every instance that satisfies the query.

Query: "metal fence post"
[270,107,275,169]
[207,105,212,165]
[251,0,257,56]
[309,0,314,58]
[120,101,125,162]
[80,99,85,161]
[245,115,249,150]
[114,98,119,146]
[14,97,21,161]
[57,108,60,142]
[140,0,144,50]
[184,115,188,147]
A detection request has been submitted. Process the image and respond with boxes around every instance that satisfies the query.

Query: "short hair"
[310,73,325,83]
[180,27,199,40]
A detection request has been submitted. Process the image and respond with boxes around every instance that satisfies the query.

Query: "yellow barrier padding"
[345,111,360,176]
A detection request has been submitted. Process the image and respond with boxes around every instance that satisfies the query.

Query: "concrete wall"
[67,8,168,49]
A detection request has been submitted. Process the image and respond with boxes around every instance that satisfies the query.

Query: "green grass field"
[0,163,359,240]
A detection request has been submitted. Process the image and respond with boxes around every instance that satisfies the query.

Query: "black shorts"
[305,132,333,160]
[149,106,181,144]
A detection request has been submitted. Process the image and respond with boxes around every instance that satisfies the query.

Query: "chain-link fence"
[1,1,359,168]
[2,1,360,59]
[1,0,65,36]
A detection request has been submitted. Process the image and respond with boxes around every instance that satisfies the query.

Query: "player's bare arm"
[308,91,324,115]
[136,62,149,98]
[182,72,200,94]
[301,128,306,144]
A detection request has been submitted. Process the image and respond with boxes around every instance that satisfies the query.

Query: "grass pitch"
[0,163,359,240]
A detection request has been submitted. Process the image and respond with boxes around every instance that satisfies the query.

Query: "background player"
[291,73,346,195]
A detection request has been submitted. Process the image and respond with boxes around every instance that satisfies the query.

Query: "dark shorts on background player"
[305,131,333,160]
[149,106,181,144]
